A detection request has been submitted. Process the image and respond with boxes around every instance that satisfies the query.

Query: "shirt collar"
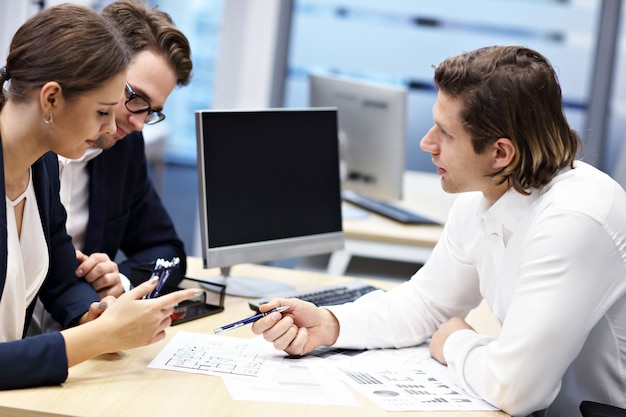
[479,162,577,239]
[477,185,541,237]
[58,147,103,167]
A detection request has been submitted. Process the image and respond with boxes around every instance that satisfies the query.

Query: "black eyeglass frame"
[124,83,165,125]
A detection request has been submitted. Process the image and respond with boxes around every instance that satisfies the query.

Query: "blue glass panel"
[141,0,224,164]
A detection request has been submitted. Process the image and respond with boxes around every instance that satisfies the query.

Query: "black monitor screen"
[197,108,343,251]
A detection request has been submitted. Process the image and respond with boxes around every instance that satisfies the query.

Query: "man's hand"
[429,317,474,365]
[75,249,124,298]
[251,298,340,356]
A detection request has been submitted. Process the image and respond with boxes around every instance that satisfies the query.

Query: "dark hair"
[102,0,192,86]
[0,4,130,110]
[434,45,580,193]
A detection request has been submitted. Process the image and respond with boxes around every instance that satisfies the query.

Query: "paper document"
[148,331,359,407]
[148,330,281,377]
[333,346,498,412]
[149,332,497,412]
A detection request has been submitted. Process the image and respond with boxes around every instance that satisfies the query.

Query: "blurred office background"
[1,0,625,278]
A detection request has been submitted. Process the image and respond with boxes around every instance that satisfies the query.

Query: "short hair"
[434,45,581,193]
[1,4,129,109]
[102,0,192,86]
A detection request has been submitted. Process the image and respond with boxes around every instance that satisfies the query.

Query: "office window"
[145,0,224,164]
[283,0,602,172]
[606,5,626,186]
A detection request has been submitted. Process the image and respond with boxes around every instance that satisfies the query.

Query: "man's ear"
[492,137,516,171]
[39,81,63,114]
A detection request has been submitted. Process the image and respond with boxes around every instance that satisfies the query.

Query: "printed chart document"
[148,331,359,407]
[291,345,497,412]
[149,331,498,412]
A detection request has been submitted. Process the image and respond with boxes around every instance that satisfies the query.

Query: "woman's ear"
[492,137,516,171]
[39,81,62,114]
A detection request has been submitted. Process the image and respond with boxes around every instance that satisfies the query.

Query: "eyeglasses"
[124,83,165,125]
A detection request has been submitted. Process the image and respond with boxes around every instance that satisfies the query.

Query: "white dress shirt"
[57,148,102,252]
[57,149,130,291]
[328,161,626,417]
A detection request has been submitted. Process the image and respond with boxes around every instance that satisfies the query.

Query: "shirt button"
[490,233,499,239]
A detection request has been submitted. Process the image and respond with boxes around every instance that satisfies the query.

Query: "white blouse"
[0,168,49,342]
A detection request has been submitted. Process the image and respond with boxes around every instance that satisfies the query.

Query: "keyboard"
[341,190,441,225]
[248,280,380,312]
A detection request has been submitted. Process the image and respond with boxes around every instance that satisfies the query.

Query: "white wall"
[212,0,291,109]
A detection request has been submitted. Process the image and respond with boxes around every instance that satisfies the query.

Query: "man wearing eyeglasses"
[27,0,192,335]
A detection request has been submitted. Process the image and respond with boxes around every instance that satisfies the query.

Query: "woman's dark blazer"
[0,139,98,390]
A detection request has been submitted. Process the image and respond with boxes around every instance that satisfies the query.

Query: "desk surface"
[331,171,457,274]
[342,171,457,246]
[0,259,505,417]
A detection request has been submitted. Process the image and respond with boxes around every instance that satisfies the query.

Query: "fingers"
[147,302,176,344]
[126,276,160,299]
[252,308,290,335]
[75,252,108,279]
[91,299,109,314]
[283,327,310,356]
[126,281,199,309]
[271,320,298,352]
[155,312,173,335]
[258,299,284,313]
[79,297,113,324]
[76,252,119,284]
[251,298,292,334]
[75,249,88,263]
[153,288,201,308]
[74,252,125,299]
[151,328,168,344]
[264,320,309,356]
[95,280,125,298]
[253,313,305,354]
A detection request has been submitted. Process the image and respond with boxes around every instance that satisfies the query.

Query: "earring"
[43,112,53,124]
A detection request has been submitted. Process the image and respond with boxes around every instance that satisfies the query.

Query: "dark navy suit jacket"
[44,131,187,287]
[0,141,98,390]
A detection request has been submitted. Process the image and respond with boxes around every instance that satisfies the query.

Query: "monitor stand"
[200,266,295,298]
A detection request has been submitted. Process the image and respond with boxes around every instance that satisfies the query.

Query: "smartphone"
[171,298,224,325]
[161,285,225,325]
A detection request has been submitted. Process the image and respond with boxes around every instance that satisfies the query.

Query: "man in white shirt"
[251,45,626,417]
[28,0,191,334]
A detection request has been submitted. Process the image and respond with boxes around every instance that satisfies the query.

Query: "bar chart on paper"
[335,347,498,412]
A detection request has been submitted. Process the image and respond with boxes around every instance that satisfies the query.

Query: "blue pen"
[214,306,289,334]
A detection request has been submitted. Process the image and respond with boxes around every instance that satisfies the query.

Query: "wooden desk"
[329,170,457,275]
[0,260,505,417]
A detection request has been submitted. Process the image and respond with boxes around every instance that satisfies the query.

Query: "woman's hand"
[63,278,201,366]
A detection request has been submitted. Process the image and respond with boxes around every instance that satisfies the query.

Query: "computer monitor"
[195,108,344,297]
[308,73,408,201]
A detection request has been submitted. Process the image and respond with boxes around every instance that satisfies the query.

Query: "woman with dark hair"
[0,3,198,390]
